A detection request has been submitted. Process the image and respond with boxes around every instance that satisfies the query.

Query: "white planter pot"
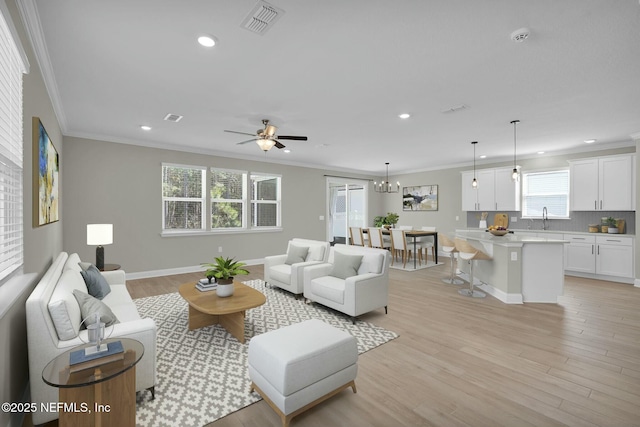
[608,227,619,234]
[216,283,234,297]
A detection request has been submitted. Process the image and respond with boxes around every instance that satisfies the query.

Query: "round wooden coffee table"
[178,281,266,343]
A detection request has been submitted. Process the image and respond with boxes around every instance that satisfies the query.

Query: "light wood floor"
[123,262,640,427]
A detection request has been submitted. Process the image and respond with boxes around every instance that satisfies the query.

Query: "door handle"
[600,200,602,210]
[591,245,594,254]
[595,200,597,210]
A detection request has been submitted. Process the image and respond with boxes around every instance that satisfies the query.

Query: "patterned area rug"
[134,279,398,427]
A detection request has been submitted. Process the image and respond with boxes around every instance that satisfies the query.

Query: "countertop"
[455,230,567,246]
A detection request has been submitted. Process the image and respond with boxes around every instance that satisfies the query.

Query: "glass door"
[326,178,368,245]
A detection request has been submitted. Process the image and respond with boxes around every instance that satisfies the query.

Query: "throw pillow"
[72,290,119,327]
[329,252,363,280]
[285,244,309,265]
[47,300,78,340]
[78,262,93,271]
[80,265,111,299]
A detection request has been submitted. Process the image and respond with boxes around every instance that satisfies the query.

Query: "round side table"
[42,338,143,427]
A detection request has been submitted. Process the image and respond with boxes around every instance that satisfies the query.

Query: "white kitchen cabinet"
[595,235,634,278]
[569,154,634,211]
[461,167,520,211]
[564,233,635,282]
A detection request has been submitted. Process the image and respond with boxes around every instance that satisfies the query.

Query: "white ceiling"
[20,0,640,175]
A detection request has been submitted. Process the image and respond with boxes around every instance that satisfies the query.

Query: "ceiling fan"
[224,119,308,151]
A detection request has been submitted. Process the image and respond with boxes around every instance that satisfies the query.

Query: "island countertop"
[455,230,567,246]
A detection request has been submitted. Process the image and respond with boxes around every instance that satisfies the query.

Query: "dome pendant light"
[511,120,520,181]
[374,162,400,193]
[471,141,478,189]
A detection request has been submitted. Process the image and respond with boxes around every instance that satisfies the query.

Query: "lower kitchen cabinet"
[564,233,634,283]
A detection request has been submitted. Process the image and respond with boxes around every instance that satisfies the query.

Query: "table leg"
[434,232,438,264]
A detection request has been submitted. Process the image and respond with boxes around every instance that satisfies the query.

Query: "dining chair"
[417,226,436,263]
[349,227,366,246]
[367,228,390,250]
[390,229,414,268]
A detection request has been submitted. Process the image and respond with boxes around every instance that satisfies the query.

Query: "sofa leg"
[148,386,155,400]
[351,316,357,324]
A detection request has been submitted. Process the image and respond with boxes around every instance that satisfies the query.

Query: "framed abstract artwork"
[33,118,59,226]
[403,185,438,211]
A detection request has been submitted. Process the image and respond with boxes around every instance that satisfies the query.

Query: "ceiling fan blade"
[274,141,286,149]
[236,138,257,145]
[277,135,308,141]
[225,130,257,136]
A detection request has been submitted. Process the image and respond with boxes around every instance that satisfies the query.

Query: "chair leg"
[442,253,463,285]
[458,260,486,298]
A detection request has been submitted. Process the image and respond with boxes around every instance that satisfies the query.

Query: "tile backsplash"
[466,211,636,235]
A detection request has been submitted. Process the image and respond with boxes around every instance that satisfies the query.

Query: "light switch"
[511,217,517,222]
[319,215,324,221]
[511,252,517,261]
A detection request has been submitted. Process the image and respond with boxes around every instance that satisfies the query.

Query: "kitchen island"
[454,230,567,303]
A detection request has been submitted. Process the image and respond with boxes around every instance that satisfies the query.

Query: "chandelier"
[374,162,400,193]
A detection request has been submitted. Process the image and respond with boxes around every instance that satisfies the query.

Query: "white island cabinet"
[454,230,566,303]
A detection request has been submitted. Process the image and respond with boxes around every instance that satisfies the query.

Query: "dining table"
[363,228,438,269]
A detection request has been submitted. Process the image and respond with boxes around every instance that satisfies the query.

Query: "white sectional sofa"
[26,252,156,425]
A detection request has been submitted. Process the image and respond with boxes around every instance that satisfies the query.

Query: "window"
[522,170,570,218]
[0,9,26,283]
[162,165,206,230]
[161,165,281,233]
[250,174,281,227]
[211,168,246,229]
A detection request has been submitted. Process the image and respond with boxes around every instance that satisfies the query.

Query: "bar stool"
[439,234,463,285]
[454,238,492,298]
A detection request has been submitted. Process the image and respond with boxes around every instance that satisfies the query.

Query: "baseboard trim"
[456,272,523,304]
[126,258,264,280]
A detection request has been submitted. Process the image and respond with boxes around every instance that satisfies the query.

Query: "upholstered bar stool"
[454,238,492,298]
[439,234,464,285]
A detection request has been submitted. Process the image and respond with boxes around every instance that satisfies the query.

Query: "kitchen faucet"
[542,206,549,230]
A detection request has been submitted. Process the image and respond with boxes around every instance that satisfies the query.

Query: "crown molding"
[16,0,67,132]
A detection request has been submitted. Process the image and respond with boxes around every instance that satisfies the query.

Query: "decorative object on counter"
[201,256,249,297]
[373,162,400,193]
[615,218,625,234]
[488,225,508,236]
[600,217,609,233]
[510,119,520,181]
[588,224,599,233]
[402,185,438,211]
[470,141,478,188]
[479,212,488,229]
[606,217,619,234]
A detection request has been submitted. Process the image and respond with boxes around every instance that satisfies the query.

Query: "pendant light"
[471,141,478,189]
[511,120,520,181]
[374,162,400,193]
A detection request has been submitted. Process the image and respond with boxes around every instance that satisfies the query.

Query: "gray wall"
[62,136,380,274]
[1,1,65,426]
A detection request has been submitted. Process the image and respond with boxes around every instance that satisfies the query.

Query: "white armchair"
[303,244,390,322]
[264,238,331,296]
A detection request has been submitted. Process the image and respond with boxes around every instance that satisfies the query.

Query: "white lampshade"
[87,224,113,245]
[256,138,276,151]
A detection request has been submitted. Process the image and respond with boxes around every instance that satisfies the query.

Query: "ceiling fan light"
[264,124,277,137]
[256,138,276,151]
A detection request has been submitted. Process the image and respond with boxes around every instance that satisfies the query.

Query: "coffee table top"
[179,281,266,315]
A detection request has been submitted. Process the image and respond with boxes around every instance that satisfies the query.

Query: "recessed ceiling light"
[479,155,487,159]
[537,151,545,154]
[283,149,291,153]
[398,113,411,119]
[140,125,151,131]
[584,139,596,144]
[197,35,217,47]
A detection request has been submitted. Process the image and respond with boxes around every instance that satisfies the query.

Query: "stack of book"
[69,340,124,373]
[196,279,217,292]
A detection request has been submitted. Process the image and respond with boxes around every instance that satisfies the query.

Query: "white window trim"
[521,168,571,219]
[161,164,207,231]
[250,173,282,229]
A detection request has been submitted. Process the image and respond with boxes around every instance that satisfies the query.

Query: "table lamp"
[87,224,113,270]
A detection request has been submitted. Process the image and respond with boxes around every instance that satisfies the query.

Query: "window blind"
[0,10,24,283]
[522,170,570,218]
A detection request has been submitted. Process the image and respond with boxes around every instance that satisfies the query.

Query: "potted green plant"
[606,217,619,234]
[373,216,386,228]
[384,212,399,229]
[202,256,249,297]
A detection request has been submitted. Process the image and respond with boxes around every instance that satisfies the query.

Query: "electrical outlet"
[218,246,223,253]
[511,252,517,261]
[455,216,459,221]
[319,215,324,221]
[511,217,517,223]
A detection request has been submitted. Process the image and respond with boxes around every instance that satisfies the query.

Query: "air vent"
[241,1,284,35]
[441,104,469,114]
[164,113,183,123]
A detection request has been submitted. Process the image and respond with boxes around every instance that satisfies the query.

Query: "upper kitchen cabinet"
[461,167,520,211]
[569,154,635,211]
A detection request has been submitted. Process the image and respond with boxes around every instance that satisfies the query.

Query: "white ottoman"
[248,319,358,427]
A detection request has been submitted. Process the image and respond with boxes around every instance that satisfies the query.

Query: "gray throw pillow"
[330,252,363,280]
[72,290,119,327]
[285,245,309,265]
[80,265,111,299]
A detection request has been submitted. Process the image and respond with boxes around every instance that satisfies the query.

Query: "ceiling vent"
[241,1,285,35]
[164,113,183,123]
[441,104,469,114]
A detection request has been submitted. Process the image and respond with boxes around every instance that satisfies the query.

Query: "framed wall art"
[33,117,59,226]
[403,185,438,211]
